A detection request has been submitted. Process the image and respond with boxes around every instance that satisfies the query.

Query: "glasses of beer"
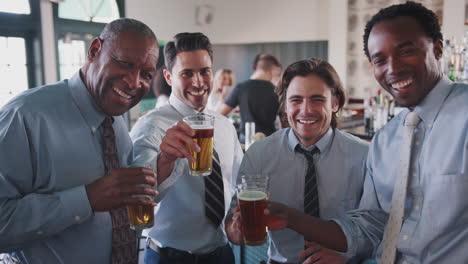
[237,174,269,246]
[126,164,155,230]
[183,114,215,176]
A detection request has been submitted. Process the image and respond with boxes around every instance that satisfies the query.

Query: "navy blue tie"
[204,149,225,227]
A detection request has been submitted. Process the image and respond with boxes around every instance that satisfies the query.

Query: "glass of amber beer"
[183,114,215,176]
[237,174,269,246]
[126,164,155,230]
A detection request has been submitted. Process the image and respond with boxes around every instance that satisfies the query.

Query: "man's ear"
[433,39,443,60]
[87,38,102,61]
[163,68,173,86]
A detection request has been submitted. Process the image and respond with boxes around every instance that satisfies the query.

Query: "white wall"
[442,0,465,40]
[126,0,348,84]
[126,0,329,44]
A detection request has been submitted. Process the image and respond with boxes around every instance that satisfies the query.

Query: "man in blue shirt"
[267,2,468,263]
[130,33,243,264]
[225,58,369,264]
[0,18,159,263]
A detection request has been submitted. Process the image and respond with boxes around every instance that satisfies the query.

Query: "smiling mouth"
[391,78,413,89]
[188,89,207,96]
[113,87,133,100]
[297,119,318,124]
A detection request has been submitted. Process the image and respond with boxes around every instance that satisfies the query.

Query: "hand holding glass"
[183,115,215,176]
[126,164,155,230]
[237,175,269,246]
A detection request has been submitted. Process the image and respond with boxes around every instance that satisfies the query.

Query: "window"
[54,0,123,80]
[0,0,41,107]
[58,0,120,23]
[0,37,28,106]
[0,0,30,15]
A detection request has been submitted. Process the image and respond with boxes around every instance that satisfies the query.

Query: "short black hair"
[363,1,443,60]
[100,18,157,42]
[164,32,213,72]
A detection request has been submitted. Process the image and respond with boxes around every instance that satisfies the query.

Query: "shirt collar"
[68,71,107,132]
[412,75,453,126]
[168,93,207,117]
[287,127,334,154]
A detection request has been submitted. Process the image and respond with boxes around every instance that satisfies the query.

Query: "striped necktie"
[295,146,320,217]
[102,117,137,264]
[204,149,225,227]
[380,111,421,264]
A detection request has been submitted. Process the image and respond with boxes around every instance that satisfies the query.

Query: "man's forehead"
[174,50,212,69]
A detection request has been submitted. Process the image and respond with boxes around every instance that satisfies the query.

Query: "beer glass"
[237,174,269,246]
[126,164,155,230]
[183,114,215,176]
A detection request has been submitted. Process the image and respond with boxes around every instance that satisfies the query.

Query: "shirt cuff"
[154,153,185,201]
[57,185,92,224]
[330,218,358,257]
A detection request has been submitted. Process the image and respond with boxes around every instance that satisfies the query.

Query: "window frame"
[52,0,125,80]
[0,0,42,89]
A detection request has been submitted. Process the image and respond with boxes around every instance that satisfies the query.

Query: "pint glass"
[183,115,215,176]
[237,175,269,246]
[126,164,155,230]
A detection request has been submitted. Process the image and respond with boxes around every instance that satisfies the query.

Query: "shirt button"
[75,216,81,221]
[402,261,408,264]
[414,205,420,210]
[92,127,97,133]
[403,234,409,240]
[37,230,43,235]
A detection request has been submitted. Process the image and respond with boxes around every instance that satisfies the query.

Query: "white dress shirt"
[130,94,243,254]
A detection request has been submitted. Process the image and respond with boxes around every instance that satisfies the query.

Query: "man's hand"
[159,120,200,164]
[300,241,347,264]
[225,205,244,245]
[85,167,158,212]
[264,201,289,230]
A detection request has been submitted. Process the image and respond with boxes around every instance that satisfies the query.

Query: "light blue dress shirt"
[130,94,243,254]
[334,77,468,263]
[239,128,369,263]
[0,72,133,264]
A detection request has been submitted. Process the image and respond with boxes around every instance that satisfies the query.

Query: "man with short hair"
[130,32,243,264]
[268,2,468,263]
[226,58,369,264]
[218,54,281,143]
[0,18,159,263]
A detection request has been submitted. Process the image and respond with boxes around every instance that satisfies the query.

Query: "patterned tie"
[380,111,421,264]
[204,149,225,227]
[101,117,137,264]
[295,146,320,217]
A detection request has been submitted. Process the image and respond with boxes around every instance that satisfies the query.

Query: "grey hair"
[99,18,157,42]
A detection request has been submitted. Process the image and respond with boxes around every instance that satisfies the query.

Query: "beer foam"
[191,124,213,130]
[238,190,267,201]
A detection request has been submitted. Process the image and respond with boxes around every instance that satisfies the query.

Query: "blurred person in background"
[206,68,235,111]
[153,66,172,108]
[218,54,281,143]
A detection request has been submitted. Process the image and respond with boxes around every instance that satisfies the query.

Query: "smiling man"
[261,2,468,264]
[225,58,369,264]
[130,32,243,264]
[0,18,159,263]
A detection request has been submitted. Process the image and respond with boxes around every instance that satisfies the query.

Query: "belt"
[146,238,226,259]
